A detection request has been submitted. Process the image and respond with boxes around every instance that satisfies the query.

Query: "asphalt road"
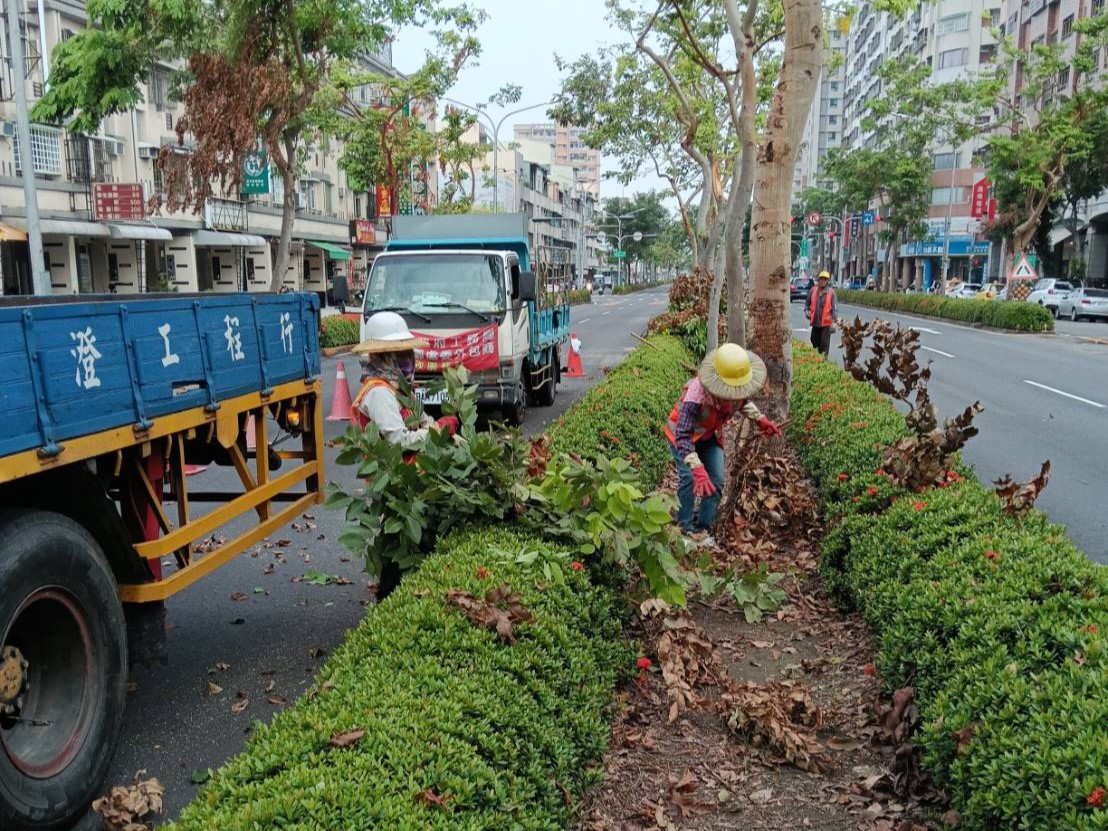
[790,300,1108,565]
[74,287,666,829]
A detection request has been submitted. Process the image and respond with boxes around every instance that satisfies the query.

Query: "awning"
[107,223,172,241]
[192,230,268,247]
[308,240,352,260]
[0,221,27,242]
[7,218,110,237]
[1049,227,1072,247]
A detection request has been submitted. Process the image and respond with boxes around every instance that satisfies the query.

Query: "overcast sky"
[392,0,664,200]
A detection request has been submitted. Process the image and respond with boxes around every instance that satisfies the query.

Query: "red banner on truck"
[413,325,499,373]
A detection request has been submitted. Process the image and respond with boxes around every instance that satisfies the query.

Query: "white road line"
[920,345,956,358]
[793,327,811,332]
[602,311,611,316]
[911,326,942,335]
[577,318,592,324]
[1023,380,1106,409]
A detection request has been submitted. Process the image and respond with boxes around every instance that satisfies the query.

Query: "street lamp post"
[596,209,645,287]
[442,98,552,213]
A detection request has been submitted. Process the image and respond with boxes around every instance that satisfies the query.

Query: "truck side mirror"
[518,271,537,303]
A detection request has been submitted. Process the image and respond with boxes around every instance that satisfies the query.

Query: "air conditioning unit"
[138,145,159,160]
[1,121,15,138]
[104,139,125,157]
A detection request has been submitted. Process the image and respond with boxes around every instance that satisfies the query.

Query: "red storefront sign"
[93,183,145,220]
[970,179,991,218]
[375,186,392,217]
[413,325,499,373]
[349,219,375,246]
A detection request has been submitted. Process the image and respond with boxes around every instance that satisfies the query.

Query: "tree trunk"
[269,132,299,292]
[725,215,746,347]
[747,0,823,421]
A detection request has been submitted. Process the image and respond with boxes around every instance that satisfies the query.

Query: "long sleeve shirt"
[673,378,763,458]
[359,386,435,449]
[809,286,838,326]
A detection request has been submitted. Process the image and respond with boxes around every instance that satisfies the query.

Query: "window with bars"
[13,126,63,176]
[937,13,969,34]
[938,48,969,69]
[1058,66,1071,89]
[1062,15,1074,37]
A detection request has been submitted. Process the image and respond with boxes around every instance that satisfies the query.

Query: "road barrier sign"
[1009,254,1038,281]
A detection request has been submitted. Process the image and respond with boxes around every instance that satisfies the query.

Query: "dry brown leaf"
[329,728,365,748]
[267,694,288,707]
[215,661,230,671]
[207,682,223,696]
[230,694,248,714]
[720,680,832,773]
[229,592,247,602]
[414,788,453,808]
[668,770,716,818]
[445,585,534,644]
[91,771,165,831]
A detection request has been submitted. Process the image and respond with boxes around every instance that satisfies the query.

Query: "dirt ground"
[574,451,954,831]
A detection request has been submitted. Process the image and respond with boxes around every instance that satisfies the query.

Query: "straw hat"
[699,343,768,400]
[352,311,429,355]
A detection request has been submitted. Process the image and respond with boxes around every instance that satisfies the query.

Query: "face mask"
[398,353,416,382]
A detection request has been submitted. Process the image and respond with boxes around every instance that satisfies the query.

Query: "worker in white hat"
[664,343,782,538]
[350,311,458,447]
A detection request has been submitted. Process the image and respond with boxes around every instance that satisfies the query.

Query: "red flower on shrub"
[866,487,878,496]
[863,663,876,676]
[838,473,849,482]
[876,468,887,477]
[571,561,584,572]
[852,496,861,503]
[820,403,832,412]
[1084,624,1099,635]
[913,501,926,511]
[636,657,653,670]
[1088,787,1106,808]
[476,567,488,579]
[984,550,999,561]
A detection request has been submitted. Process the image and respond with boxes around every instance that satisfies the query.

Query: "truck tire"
[503,379,528,427]
[536,350,557,408]
[0,511,127,831]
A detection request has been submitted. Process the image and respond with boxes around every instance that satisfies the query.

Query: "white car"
[949,283,984,299]
[1025,278,1074,313]
[1056,287,1108,322]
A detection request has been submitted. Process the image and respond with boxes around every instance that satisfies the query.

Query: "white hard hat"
[353,311,429,355]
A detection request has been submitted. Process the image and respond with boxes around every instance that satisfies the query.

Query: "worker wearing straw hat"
[665,343,782,539]
[351,311,459,447]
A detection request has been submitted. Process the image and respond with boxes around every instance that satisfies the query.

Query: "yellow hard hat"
[818,271,831,279]
[699,343,768,400]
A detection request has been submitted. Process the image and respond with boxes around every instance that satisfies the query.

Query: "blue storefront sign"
[901,239,990,257]
[863,210,876,226]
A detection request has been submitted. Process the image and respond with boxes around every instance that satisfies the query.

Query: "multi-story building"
[794,21,847,196]
[513,123,602,199]
[0,5,413,300]
[834,0,1001,288]
[998,0,1108,284]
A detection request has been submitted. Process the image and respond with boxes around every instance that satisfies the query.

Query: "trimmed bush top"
[837,290,1055,333]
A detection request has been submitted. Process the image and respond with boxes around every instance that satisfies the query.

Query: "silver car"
[1057,287,1108,322]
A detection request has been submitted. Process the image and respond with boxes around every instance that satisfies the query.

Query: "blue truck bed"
[0,292,321,460]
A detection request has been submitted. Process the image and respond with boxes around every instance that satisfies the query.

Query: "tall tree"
[35,0,482,290]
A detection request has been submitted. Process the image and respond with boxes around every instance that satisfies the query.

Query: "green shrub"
[548,334,692,489]
[545,290,591,307]
[789,342,1108,830]
[320,315,360,348]
[614,279,668,295]
[168,527,629,831]
[837,290,1054,332]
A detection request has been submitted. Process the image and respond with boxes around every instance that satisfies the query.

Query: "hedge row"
[319,315,360,348]
[789,345,1107,831]
[613,279,669,295]
[169,527,627,831]
[837,289,1054,333]
[548,334,693,489]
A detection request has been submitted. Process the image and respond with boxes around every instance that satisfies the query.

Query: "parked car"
[1056,286,1108,322]
[790,276,814,302]
[949,282,984,299]
[848,278,865,290]
[1025,278,1074,313]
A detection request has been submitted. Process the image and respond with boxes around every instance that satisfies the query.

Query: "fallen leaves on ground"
[720,679,832,773]
[641,600,722,722]
[445,584,535,644]
[667,770,716,818]
[91,771,165,831]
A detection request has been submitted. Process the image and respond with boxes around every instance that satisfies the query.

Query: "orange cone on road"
[564,333,585,378]
[327,360,353,421]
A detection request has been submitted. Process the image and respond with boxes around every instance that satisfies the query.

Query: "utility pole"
[7,0,51,295]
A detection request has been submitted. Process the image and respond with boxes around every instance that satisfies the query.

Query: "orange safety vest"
[664,382,738,447]
[808,287,835,327]
[350,377,416,429]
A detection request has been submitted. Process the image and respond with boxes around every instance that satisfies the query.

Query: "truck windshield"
[364,254,505,316]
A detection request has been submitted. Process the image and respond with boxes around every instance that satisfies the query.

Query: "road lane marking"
[920,345,955,358]
[577,318,592,324]
[602,311,611,316]
[1023,380,1105,409]
[793,327,811,332]
[911,326,942,335]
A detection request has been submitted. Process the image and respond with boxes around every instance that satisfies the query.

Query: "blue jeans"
[671,440,726,533]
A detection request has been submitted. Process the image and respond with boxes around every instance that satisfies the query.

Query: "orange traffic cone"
[564,333,585,378]
[327,360,353,421]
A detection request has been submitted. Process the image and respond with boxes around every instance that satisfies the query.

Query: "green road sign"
[242,151,270,195]
[612,250,626,259]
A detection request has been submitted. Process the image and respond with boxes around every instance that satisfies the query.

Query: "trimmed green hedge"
[169,527,627,831]
[320,315,360,348]
[790,345,1107,831]
[548,334,692,488]
[613,279,668,295]
[837,289,1054,333]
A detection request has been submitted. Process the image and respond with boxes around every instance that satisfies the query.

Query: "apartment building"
[513,123,602,199]
[836,0,1000,288]
[998,0,1108,284]
[794,22,847,196]
[0,1,413,300]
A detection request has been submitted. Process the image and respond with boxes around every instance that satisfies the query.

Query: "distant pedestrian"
[665,343,782,543]
[808,271,837,357]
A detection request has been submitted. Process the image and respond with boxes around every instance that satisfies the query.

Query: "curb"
[838,302,1054,336]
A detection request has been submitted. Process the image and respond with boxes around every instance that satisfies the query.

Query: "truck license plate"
[416,388,446,405]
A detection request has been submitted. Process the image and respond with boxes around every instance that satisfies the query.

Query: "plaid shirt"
[673,379,762,457]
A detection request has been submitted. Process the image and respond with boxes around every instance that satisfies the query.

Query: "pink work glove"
[691,466,717,498]
[435,415,460,436]
[756,417,783,438]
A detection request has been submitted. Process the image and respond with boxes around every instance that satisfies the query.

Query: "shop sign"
[93,183,145,220]
[242,151,270,195]
[349,219,376,246]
